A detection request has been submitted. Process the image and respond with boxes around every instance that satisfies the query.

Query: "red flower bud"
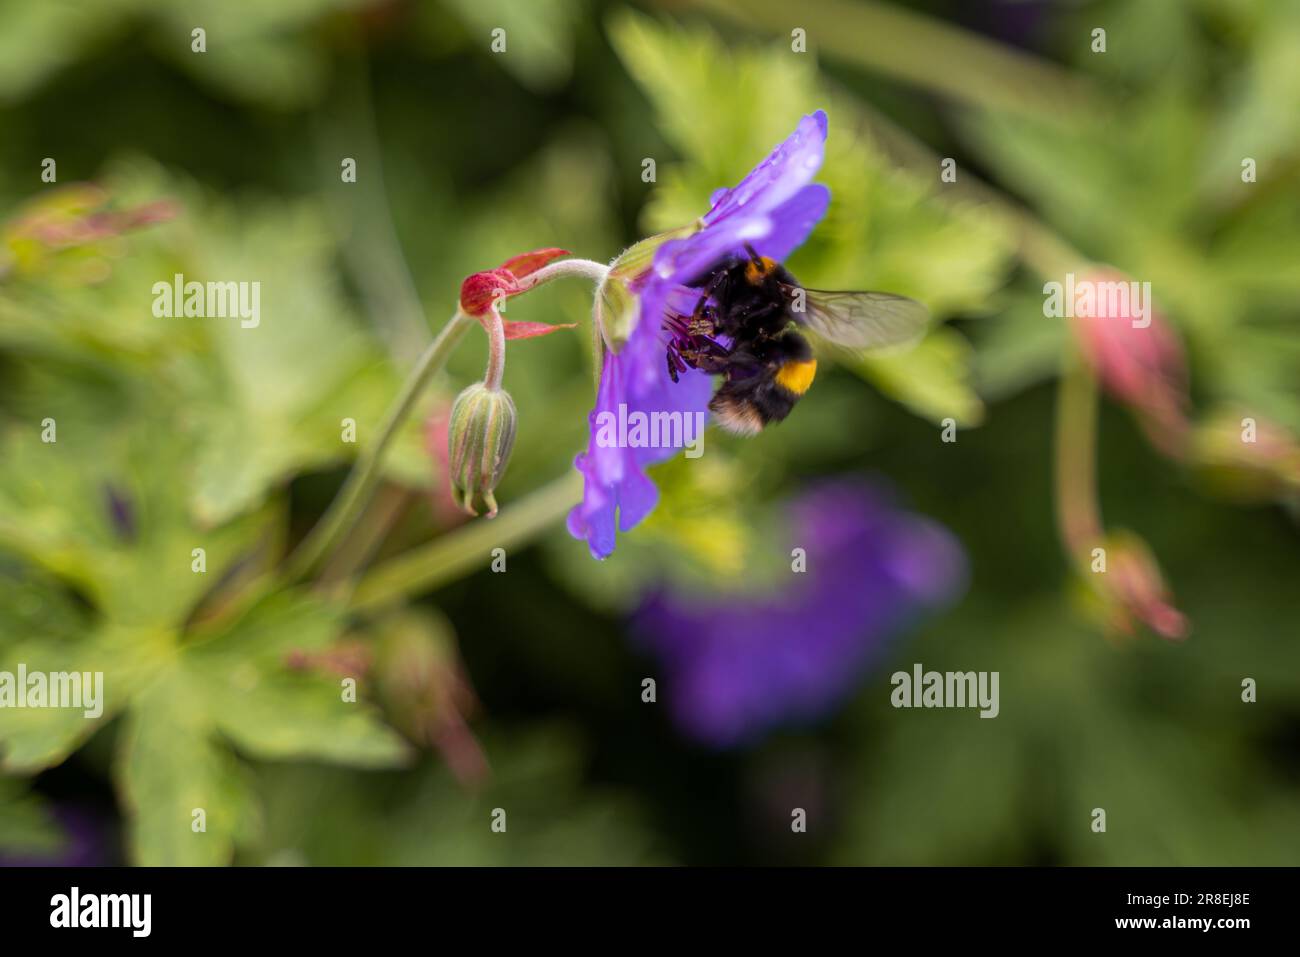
[458,247,570,318]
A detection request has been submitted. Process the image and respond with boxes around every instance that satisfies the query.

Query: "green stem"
[284,311,473,582]
[348,470,582,613]
[1054,352,1103,568]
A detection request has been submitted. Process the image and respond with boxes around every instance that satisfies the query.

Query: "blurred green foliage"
[1,0,1298,865]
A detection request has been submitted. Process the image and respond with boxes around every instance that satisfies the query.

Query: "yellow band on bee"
[776,359,817,395]
[744,256,776,284]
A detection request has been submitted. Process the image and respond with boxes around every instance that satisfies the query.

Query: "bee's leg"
[679,338,734,375]
[688,294,714,336]
[688,270,728,335]
[666,349,680,383]
[681,353,730,375]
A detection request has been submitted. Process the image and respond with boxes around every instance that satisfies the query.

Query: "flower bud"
[458,247,569,317]
[447,382,516,517]
[1192,409,1300,502]
[372,610,487,786]
[1091,530,1187,641]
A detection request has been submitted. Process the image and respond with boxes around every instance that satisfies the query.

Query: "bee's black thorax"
[668,252,818,435]
[700,255,800,342]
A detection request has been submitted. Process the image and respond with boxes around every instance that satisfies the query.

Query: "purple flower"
[633,479,966,748]
[567,111,831,559]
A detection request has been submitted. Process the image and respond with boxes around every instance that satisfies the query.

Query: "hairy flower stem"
[482,305,506,391]
[1054,352,1103,568]
[285,310,473,582]
[518,258,610,290]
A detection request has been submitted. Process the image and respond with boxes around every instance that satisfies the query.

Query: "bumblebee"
[665,245,928,434]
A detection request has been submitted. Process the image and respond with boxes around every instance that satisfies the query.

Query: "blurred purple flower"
[567,111,831,559]
[0,805,112,867]
[634,480,966,748]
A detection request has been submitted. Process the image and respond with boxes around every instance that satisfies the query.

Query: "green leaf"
[118,668,257,866]
[610,9,823,189]
[251,725,668,865]
[0,778,63,857]
[854,328,985,426]
[0,383,277,628]
[1198,9,1300,197]
[972,286,1067,402]
[1,160,417,528]
[0,624,168,773]
[0,0,140,102]
[190,594,411,767]
[114,592,408,864]
[0,567,168,772]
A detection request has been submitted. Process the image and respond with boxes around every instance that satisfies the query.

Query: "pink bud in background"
[1096,531,1188,641]
[1192,409,1300,502]
[1069,268,1190,458]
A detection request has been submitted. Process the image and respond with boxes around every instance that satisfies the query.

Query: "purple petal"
[747,184,831,265]
[616,464,659,531]
[702,111,828,227]
[567,450,617,559]
[633,479,967,747]
[566,336,711,558]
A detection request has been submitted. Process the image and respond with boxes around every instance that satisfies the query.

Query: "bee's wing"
[781,285,929,352]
